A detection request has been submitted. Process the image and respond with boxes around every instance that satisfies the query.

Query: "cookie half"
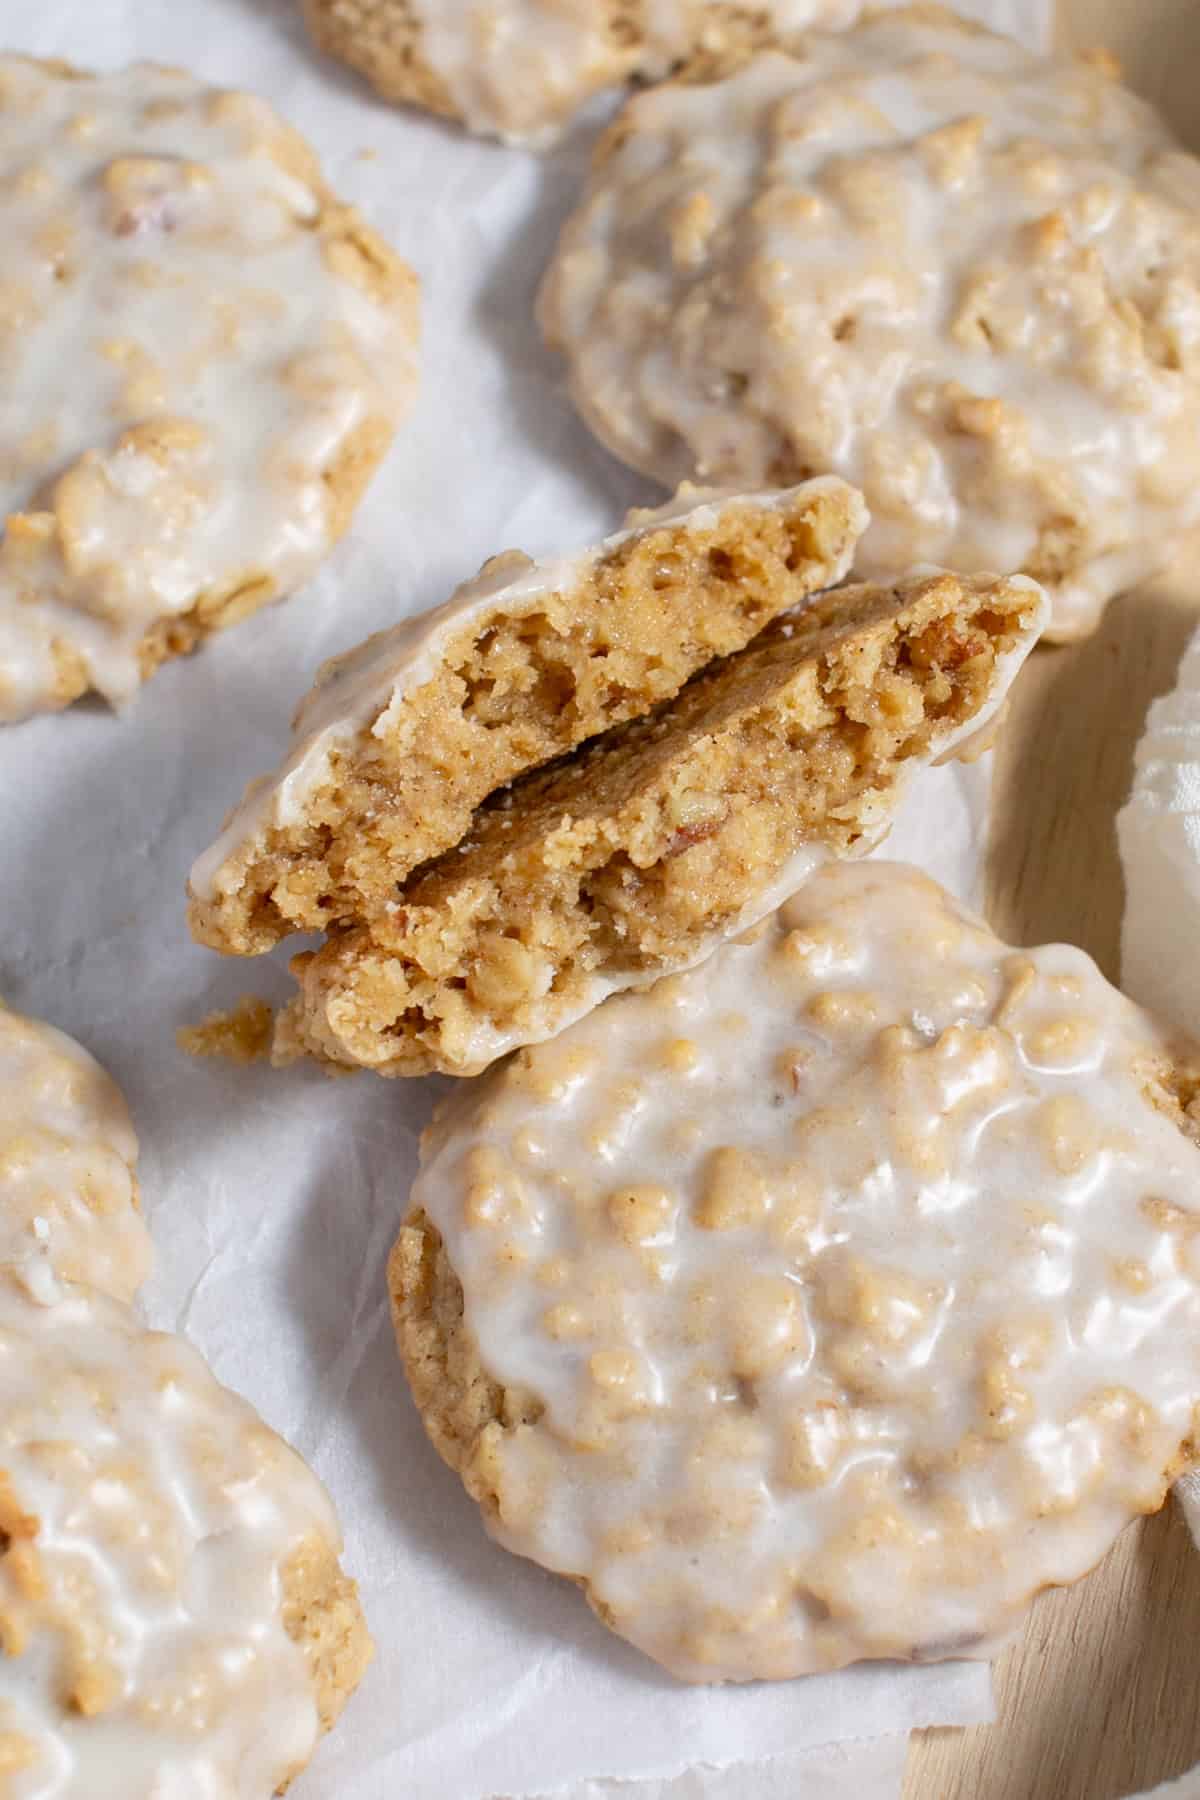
[539,6,1200,640]
[274,567,1044,1075]
[391,859,1200,1682]
[189,480,867,954]
[0,55,419,723]
[301,0,859,148]
[0,1003,150,1303]
[0,1267,371,1792]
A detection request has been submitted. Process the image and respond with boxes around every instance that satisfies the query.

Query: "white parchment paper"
[0,0,1054,1794]
[533,1733,914,1800]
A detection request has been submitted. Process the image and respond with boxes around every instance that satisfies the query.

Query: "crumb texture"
[279,569,1042,1076]
[389,1215,542,1514]
[539,5,1200,639]
[394,860,1200,1683]
[188,480,865,954]
[0,1002,150,1302]
[178,996,275,1066]
[0,54,419,722]
[0,1269,370,1795]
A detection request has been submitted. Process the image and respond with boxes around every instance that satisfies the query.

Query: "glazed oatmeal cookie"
[301,0,860,147]
[0,54,419,723]
[269,567,1044,1076]
[0,1003,150,1303]
[0,1265,371,1796]
[390,860,1200,1682]
[539,6,1200,639]
[188,480,866,954]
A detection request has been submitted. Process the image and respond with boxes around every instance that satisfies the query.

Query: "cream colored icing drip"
[0,1007,149,1305]
[0,56,416,723]
[539,10,1200,641]
[415,860,1200,1682]
[187,478,866,907]
[410,2,859,145]
[0,1268,339,1798]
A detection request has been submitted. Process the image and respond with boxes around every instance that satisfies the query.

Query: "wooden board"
[1057,0,1200,147]
[903,9,1200,1791]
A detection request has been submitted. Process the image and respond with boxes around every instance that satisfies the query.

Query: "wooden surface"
[903,12,1200,1792]
[1057,0,1200,146]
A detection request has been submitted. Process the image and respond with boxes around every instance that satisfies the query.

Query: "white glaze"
[539,10,1200,641]
[188,478,865,908]
[0,1269,340,1797]
[0,1006,149,1304]
[411,1,858,147]
[0,56,417,722]
[415,860,1200,1682]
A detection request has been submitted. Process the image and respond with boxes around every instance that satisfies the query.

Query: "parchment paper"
[0,0,1052,1794]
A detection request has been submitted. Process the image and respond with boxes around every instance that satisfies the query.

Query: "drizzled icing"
[0,1269,341,1797]
[414,861,1200,1681]
[0,1006,149,1304]
[539,8,1200,640]
[0,56,417,721]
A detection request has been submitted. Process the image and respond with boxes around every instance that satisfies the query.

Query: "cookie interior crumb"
[280,1534,374,1754]
[189,483,864,954]
[389,1211,541,1516]
[281,570,1041,1076]
[178,996,275,1065]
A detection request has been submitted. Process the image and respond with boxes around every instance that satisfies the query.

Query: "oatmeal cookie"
[270,567,1044,1076]
[0,1002,150,1302]
[189,480,866,954]
[539,6,1200,640]
[0,1266,371,1795]
[390,860,1200,1682]
[0,55,419,723]
[301,0,859,147]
